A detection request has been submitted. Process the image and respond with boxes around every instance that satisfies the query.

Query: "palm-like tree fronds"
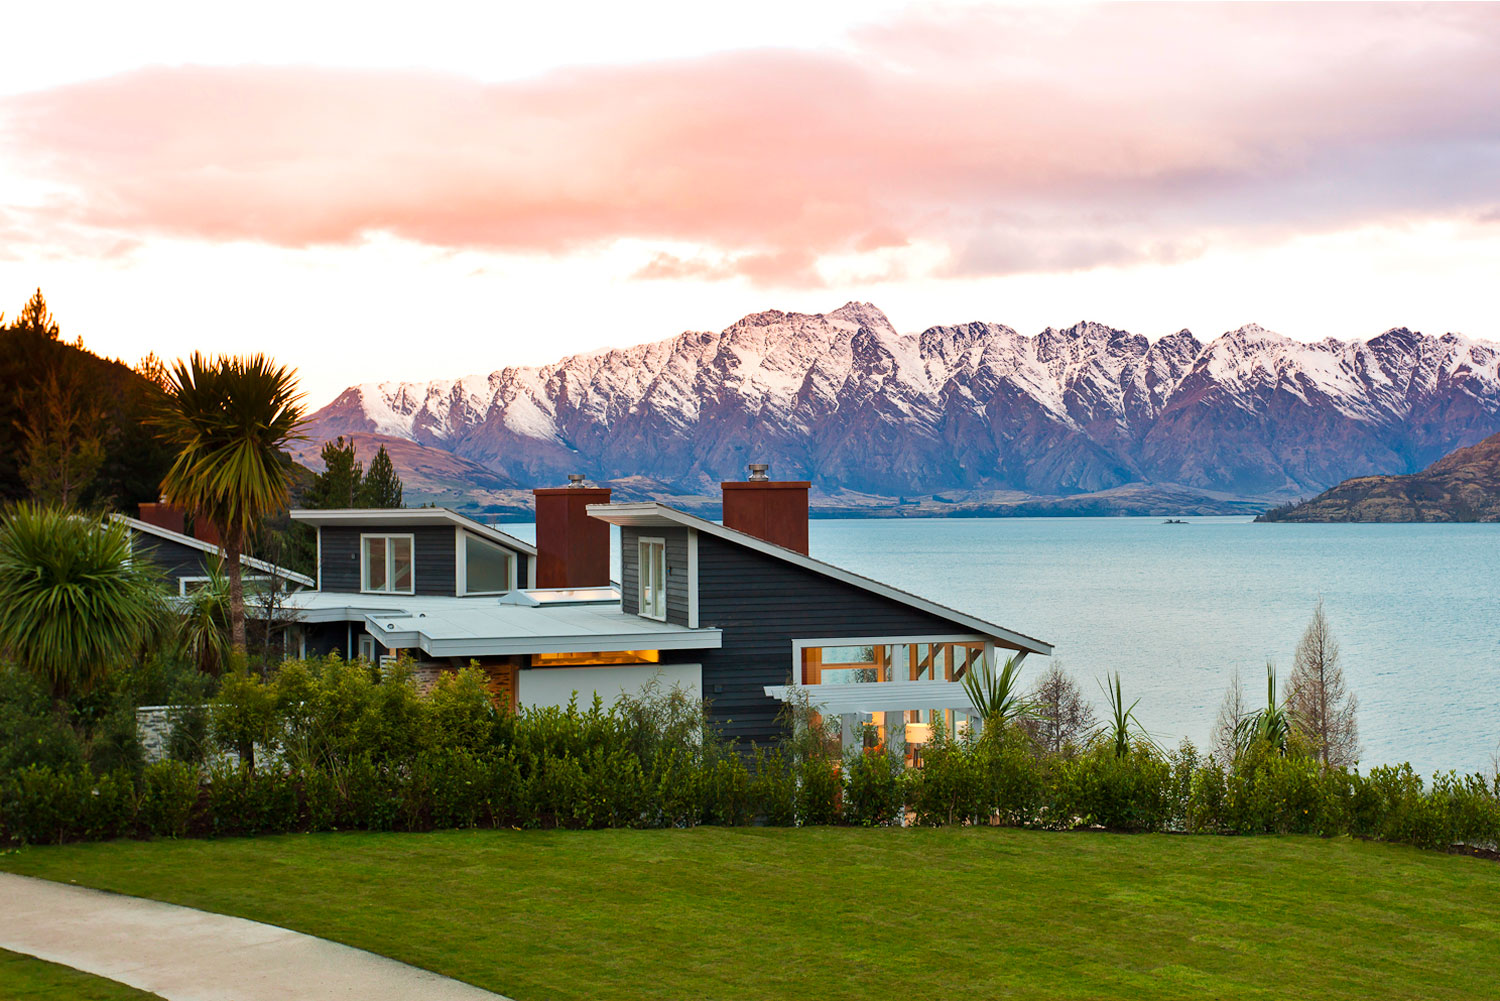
[1233,661,1296,758]
[0,504,167,698]
[152,353,305,653]
[962,653,1037,728]
[178,558,233,674]
[1096,672,1156,758]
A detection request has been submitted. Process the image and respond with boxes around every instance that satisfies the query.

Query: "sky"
[2,1,1498,409]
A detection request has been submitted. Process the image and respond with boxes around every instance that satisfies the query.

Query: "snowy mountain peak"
[305,304,1500,499]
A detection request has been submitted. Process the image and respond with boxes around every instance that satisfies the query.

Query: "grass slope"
[0,948,163,1000]
[3,828,1498,1001]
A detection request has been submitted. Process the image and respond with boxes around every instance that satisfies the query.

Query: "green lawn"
[0,949,163,1001]
[3,829,1498,1000]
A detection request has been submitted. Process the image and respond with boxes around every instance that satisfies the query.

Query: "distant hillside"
[1257,433,1500,522]
[306,302,1500,509]
[0,321,172,510]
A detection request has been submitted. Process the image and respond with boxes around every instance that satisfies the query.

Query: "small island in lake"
[1257,432,1500,523]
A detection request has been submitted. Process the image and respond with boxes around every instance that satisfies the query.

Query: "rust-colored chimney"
[721,463,810,554]
[533,475,612,588]
[136,499,186,536]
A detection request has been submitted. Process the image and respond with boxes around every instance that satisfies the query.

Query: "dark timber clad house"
[119,512,314,596]
[284,468,1053,755]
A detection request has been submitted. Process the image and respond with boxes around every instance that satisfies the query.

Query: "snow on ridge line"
[327,307,1500,443]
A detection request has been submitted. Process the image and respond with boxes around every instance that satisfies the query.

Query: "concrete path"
[0,872,509,1001]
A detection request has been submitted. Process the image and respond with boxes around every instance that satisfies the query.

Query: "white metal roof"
[116,515,316,588]
[283,589,722,658]
[587,502,1053,656]
[289,507,537,556]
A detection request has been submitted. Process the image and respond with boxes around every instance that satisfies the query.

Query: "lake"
[501,517,1500,776]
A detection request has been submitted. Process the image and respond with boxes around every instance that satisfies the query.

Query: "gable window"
[361,534,414,594]
[459,532,516,595]
[638,538,666,620]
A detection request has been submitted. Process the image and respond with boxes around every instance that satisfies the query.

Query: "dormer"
[289,508,537,596]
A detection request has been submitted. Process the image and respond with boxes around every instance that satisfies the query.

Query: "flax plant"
[0,504,166,699]
[1097,672,1155,757]
[152,353,305,654]
[962,653,1038,730]
[1233,661,1297,758]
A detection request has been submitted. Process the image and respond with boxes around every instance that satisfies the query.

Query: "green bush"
[1053,744,1172,832]
[138,760,199,838]
[844,748,904,827]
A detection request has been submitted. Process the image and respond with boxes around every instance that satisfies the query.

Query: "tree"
[0,504,165,700]
[178,559,233,674]
[1233,662,1298,759]
[17,364,107,507]
[961,653,1038,730]
[1209,667,1247,768]
[1286,599,1359,769]
[305,436,362,508]
[359,444,404,508]
[152,353,306,655]
[1096,673,1154,757]
[11,288,60,338]
[135,352,172,391]
[1025,661,1096,755]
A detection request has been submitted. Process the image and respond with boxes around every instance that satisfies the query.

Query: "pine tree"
[359,444,404,508]
[12,288,60,338]
[1286,600,1359,769]
[305,436,363,508]
[18,364,107,507]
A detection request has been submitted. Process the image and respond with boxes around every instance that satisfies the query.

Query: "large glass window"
[362,534,414,593]
[638,539,666,620]
[462,533,514,594]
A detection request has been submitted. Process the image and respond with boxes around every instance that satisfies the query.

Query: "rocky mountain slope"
[307,303,1500,506]
[1257,432,1500,522]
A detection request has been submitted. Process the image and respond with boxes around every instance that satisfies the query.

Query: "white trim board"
[764,680,980,714]
[114,515,315,588]
[587,503,1053,656]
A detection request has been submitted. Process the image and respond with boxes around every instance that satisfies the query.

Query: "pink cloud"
[4,4,1499,285]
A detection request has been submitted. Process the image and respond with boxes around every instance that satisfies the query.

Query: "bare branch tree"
[1210,667,1246,769]
[1286,599,1359,769]
[1024,661,1096,755]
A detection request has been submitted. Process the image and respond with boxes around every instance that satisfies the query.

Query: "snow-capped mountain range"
[306,302,1500,500]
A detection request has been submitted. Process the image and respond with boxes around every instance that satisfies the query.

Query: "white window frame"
[638,537,667,621]
[357,633,378,662]
[455,528,518,596]
[360,533,416,595]
[789,634,995,683]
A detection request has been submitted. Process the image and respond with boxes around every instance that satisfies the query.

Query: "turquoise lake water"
[502,517,1500,776]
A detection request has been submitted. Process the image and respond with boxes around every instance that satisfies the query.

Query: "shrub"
[750,747,797,826]
[0,666,86,774]
[982,725,1048,827]
[844,747,904,827]
[0,766,87,844]
[1053,743,1172,832]
[205,763,299,836]
[139,760,199,838]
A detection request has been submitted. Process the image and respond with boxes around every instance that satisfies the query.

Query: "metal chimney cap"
[567,473,588,488]
[747,463,770,481]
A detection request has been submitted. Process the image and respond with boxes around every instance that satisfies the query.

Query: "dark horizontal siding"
[687,532,969,747]
[319,525,457,596]
[620,526,690,627]
[133,536,215,585]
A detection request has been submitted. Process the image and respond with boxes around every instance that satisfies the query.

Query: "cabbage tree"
[153,353,305,654]
[0,504,166,699]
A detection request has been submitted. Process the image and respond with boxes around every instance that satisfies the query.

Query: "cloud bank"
[5,3,1498,285]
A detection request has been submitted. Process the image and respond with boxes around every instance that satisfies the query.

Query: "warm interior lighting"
[905,722,933,745]
[529,650,661,667]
